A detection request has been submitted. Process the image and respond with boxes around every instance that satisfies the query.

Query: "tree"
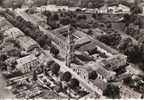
[92,13,97,19]
[87,29,93,35]
[2,0,24,9]
[50,62,60,76]
[47,60,55,68]
[43,11,51,17]
[33,71,37,81]
[60,17,71,25]
[97,33,121,48]
[118,38,133,51]
[88,71,98,80]
[50,46,59,57]
[33,0,47,7]
[0,32,4,41]
[69,78,80,90]
[54,81,63,92]
[130,5,142,15]
[61,71,72,82]
[37,34,51,47]
[103,84,120,99]
[77,15,87,20]
[47,20,60,29]
[0,54,7,61]
[52,13,59,21]
[124,44,141,62]
[123,76,133,85]
[82,0,104,8]
[88,2,93,8]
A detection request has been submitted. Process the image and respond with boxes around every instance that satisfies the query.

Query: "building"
[119,84,142,98]
[52,25,127,71]
[51,25,91,54]
[126,64,144,76]
[0,16,13,32]
[78,40,127,70]
[16,54,40,73]
[4,27,25,39]
[30,14,51,29]
[17,36,40,52]
[108,4,130,14]
[71,62,116,82]
[101,54,127,71]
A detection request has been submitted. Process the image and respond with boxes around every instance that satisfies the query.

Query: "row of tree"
[0,0,48,9]
[48,0,105,8]
[97,33,144,63]
[44,10,98,29]
[3,11,52,49]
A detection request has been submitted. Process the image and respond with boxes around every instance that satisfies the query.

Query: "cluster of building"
[34,3,130,14]
[0,12,99,99]
[0,2,144,98]
[14,8,144,98]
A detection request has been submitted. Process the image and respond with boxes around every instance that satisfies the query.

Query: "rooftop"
[17,36,39,51]
[16,54,38,65]
[4,27,25,39]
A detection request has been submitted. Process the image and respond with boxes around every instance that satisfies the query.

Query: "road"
[0,72,15,98]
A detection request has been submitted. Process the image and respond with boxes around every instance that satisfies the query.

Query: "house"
[108,4,130,14]
[31,14,51,29]
[0,16,13,32]
[119,84,142,98]
[94,66,116,81]
[17,36,40,52]
[126,64,144,76]
[101,54,127,71]
[4,27,25,39]
[71,62,116,82]
[1,41,16,53]
[16,54,40,73]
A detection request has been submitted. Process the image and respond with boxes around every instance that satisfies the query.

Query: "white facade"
[108,4,130,14]
[16,54,40,73]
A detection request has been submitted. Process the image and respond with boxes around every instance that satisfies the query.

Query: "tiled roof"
[17,36,39,51]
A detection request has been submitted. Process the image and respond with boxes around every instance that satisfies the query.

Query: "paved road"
[0,73,15,98]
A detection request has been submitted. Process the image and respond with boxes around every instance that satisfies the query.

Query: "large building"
[119,84,142,98]
[17,36,40,52]
[16,54,40,73]
[0,16,13,33]
[4,27,25,39]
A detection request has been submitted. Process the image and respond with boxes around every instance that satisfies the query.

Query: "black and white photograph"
[0,0,144,99]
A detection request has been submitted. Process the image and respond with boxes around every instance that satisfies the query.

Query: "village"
[0,0,144,99]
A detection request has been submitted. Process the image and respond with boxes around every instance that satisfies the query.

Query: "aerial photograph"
[0,0,144,99]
